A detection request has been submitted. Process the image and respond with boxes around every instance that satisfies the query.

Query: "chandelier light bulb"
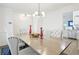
[41,11,45,17]
[26,14,31,16]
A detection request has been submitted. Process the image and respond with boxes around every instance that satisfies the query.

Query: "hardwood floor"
[64,39,79,55]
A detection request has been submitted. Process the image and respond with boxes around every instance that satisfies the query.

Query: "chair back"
[8,37,18,55]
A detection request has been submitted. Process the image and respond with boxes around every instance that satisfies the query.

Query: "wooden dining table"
[18,34,72,55]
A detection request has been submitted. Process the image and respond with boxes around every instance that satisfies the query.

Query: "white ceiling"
[0,3,74,14]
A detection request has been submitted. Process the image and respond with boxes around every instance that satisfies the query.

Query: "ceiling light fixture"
[33,3,45,17]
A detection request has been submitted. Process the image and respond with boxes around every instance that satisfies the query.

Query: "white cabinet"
[63,30,76,39]
[76,31,79,40]
[73,11,79,40]
[67,30,76,39]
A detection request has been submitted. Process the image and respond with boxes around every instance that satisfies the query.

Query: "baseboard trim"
[68,37,77,40]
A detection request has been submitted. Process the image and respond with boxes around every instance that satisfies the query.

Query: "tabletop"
[18,34,71,55]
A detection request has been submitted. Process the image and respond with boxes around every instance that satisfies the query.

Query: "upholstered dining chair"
[8,37,39,55]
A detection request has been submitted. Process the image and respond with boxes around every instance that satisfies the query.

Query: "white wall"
[0,7,16,46]
[13,14,33,35]
[42,4,79,37]
[0,7,8,46]
[0,7,27,46]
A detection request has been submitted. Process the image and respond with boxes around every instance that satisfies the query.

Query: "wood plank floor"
[64,39,79,55]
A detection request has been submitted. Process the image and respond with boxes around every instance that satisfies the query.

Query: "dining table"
[17,34,72,55]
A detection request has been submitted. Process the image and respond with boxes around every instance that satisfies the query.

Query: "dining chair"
[8,36,39,55]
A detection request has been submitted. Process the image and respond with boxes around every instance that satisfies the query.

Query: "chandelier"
[33,3,45,17]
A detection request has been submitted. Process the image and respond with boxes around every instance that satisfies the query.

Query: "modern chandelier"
[33,3,45,17]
